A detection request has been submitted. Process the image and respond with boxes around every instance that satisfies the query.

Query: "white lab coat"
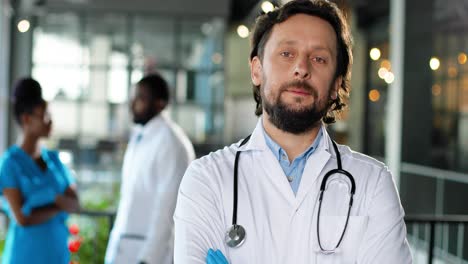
[106,113,195,264]
[174,120,412,264]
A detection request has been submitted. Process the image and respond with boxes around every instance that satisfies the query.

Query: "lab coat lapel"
[257,149,296,205]
[121,115,161,196]
[243,120,296,205]
[294,150,331,208]
[295,129,333,208]
[121,129,140,189]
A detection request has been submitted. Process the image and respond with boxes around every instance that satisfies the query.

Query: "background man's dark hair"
[137,73,170,102]
[250,0,353,124]
[11,77,46,124]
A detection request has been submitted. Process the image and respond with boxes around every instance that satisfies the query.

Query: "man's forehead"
[266,15,337,51]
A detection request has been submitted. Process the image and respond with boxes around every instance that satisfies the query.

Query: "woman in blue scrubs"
[0,78,80,263]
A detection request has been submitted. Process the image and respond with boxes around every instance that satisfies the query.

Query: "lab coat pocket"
[315,216,368,264]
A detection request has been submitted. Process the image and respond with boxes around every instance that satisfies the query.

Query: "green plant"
[68,195,116,264]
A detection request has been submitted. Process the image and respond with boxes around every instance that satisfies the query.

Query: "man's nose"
[294,57,311,79]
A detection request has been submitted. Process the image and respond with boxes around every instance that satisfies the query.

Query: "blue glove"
[206,249,229,264]
[21,186,57,216]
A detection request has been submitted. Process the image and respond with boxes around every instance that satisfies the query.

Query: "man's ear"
[331,76,342,100]
[250,56,263,86]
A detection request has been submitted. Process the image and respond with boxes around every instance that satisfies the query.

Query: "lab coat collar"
[237,118,269,152]
[319,125,332,155]
[238,117,334,156]
[242,118,338,206]
[319,126,351,159]
[294,129,332,206]
[132,112,167,138]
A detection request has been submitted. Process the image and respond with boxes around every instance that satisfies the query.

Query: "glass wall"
[30,11,225,211]
[431,32,468,172]
[360,1,468,261]
[363,4,468,170]
[363,18,390,159]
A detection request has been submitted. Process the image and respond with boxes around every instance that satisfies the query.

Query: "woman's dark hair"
[137,73,170,102]
[250,0,353,124]
[11,77,46,124]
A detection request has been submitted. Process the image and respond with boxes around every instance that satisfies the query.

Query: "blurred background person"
[0,77,80,263]
[105,73,195,264]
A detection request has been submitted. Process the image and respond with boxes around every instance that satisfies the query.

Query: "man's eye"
[313,57,326,64]
[280,51,292,57]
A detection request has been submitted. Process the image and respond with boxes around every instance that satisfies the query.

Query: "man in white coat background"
[174,0,412,263]
[105,73,195,264]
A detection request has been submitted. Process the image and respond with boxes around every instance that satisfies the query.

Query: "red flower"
[69,224,80,235]
[68,239,81,253]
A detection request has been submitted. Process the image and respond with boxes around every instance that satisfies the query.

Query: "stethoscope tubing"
[232,135,251,227]
[228,135,356,251]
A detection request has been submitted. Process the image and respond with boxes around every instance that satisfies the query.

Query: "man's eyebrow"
[276,40,334,54]
[277,40,298,46]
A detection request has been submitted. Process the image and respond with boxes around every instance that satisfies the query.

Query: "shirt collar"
[238,118,333,156]
[262,121,324,162]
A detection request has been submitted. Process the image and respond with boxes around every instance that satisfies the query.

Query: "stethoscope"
[225,135,356,254]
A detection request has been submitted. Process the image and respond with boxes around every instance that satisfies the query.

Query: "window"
[31,12,226,181]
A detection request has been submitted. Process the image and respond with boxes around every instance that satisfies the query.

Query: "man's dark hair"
[250,0,353,124]
[11,77,46,124]
[137,73,170,102]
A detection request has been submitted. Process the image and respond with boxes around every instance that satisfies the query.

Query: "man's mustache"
[279,80,318,97]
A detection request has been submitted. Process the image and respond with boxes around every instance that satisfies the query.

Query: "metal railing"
[0,207,116,231]
[406,214,468,264]
[78,209,116,234]
[76,209,116,263]
[80,212,468,264]
[1,209,467,263]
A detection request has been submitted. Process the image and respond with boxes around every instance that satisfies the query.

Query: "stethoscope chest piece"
[225,224,246,248]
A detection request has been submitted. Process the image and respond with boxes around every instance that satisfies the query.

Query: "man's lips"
[285,88,312,96]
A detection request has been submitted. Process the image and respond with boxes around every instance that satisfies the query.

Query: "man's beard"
[262,80,331,134]
[133,109,157,125]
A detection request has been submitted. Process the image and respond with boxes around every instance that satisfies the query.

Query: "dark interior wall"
[401,173,437,214]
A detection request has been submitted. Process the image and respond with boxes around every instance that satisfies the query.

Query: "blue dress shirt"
[263,126,323,195]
